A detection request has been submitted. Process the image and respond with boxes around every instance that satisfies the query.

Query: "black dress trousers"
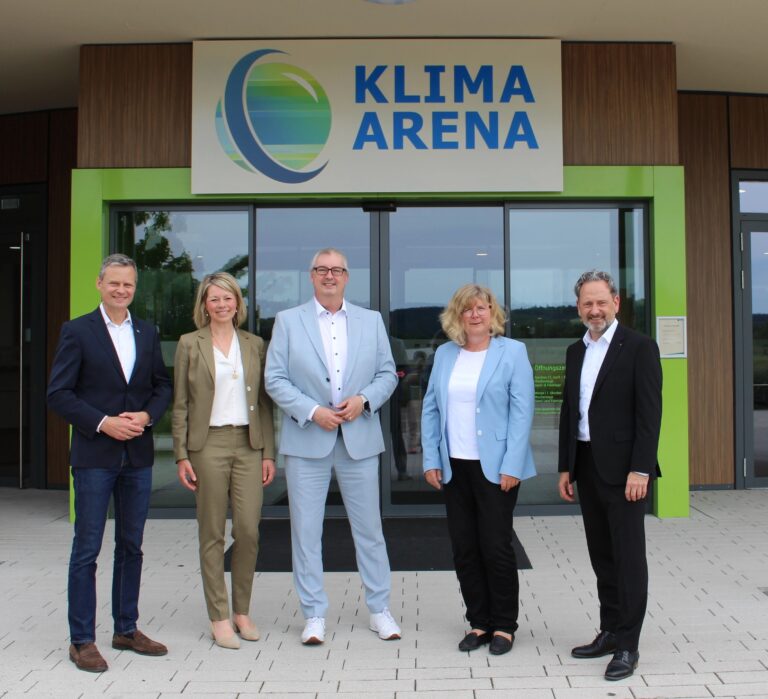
[575,441,650,652]
[444,457,520,634]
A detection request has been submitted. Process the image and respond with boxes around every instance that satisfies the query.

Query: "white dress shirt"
[100,302,136,382]
[97,303,136,432]
[209,332,249,426]
[446,348,487,460]
[578,320,647,476]
[309,297,349,419]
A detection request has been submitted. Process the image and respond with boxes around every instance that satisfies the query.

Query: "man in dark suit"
[558,269,662,681]
[48,254,172,673]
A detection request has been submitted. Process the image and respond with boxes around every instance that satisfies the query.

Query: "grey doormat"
[224,517,531,572]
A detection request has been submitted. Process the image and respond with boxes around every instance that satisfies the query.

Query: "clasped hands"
[312,395,366,431]
[101,411,150,441]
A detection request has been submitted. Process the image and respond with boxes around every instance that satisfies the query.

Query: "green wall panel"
[70,165,689,518]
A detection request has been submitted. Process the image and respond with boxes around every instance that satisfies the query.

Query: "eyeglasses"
[462,305,490,316]
[312,266,347,277]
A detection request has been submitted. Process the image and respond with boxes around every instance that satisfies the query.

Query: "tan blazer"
[172,326,275,462]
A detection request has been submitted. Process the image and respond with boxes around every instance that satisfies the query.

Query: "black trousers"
[444,458,520,634]
[575,441,650,652]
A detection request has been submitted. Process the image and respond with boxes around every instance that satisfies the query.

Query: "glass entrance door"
[384,206,504,512]
[0,227,27,486]
[0,187,46,487]
[741,223,768,487]
[255,207,372,514]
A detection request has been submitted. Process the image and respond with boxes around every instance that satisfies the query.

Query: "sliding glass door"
[115,201,648,515]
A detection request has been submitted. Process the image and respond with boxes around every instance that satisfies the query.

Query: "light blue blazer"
[265,299,397,460]
[421,336,537,484]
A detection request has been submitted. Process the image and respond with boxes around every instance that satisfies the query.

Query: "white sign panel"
[656,316,688,358]
[192,39,563,194]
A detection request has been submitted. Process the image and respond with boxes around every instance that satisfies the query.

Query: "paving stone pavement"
[1,488,767,698]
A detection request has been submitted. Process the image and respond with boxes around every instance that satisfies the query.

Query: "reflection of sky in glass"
[390,207,504,309]
[740,181,768,214]
[751,232,768,313]
[132,210,249,282]
[510,209,618,308]
[256,208,370,317]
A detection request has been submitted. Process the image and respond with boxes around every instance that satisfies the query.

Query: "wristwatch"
[359,395,371,412]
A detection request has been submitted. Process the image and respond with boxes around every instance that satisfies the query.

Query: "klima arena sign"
[192,39,563,194]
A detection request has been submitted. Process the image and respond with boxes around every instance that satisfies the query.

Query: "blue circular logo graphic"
[216,49,332,183]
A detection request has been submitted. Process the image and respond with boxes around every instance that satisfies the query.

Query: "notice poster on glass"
[656,316,687,358]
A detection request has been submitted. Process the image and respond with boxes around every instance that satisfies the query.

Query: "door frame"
[732,171,768,489]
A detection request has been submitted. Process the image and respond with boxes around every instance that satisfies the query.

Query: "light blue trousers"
[285,435,391,619]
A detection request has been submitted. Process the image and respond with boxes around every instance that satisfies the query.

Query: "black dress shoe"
[488,633,514,655]
[605,650,639,681]
[571,630,617,658]
[458,630,491,651]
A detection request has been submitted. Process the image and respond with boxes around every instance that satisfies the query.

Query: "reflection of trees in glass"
[509,298,645,339]
[124,212,197,340]
[753,316,768,406]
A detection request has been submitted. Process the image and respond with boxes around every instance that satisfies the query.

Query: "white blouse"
[446,348,487,460]
[209,333,249,426]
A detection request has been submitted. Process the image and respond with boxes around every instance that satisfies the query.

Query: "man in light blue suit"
[265,248,400,645]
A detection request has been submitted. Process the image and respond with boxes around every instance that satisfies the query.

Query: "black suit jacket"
[558,323,662,486]
[47,308,172,469]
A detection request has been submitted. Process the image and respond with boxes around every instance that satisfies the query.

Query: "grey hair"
[99,253,137,280]
[309,248,349,272]
[574,269,618,298]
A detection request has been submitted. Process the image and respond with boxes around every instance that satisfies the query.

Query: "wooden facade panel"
[729,95,768,169]
[46,108,77,487]
[678,93,734,486]
[76,41,680,170]
[78,44,192,168]
[0,112,48,184]
[563,43,678,165]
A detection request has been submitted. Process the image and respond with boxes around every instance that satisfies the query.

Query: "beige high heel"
[233,618,260,641]
[210,621,240,650]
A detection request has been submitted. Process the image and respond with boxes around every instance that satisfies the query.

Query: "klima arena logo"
[215,49,332,183]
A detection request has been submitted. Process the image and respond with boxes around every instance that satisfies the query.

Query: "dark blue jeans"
[69,462,152,644]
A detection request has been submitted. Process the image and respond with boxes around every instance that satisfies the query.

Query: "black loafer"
[458,631,491,651]
[605,650,639,681]
[571,630,617,659]
[488,633,514,655]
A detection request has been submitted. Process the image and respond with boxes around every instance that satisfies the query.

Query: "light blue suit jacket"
[265,299,397,460]
[421,336,537,484]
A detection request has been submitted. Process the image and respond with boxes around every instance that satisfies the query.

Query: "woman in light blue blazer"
[422,284,536,656]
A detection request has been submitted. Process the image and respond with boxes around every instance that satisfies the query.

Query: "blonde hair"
[440,284,506,346]
[193,272,247,329]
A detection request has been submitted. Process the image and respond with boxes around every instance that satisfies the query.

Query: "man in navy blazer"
[48,254,171,673]
[265,248,400,646]
[558,270,662,681]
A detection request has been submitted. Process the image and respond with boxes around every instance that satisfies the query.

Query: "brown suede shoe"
[112,629,168,656]
[69,643,108,672]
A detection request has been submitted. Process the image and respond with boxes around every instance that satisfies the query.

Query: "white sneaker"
[369,608,401,640]
[301,616,325,645]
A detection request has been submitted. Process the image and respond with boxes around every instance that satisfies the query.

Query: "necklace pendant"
[232,370,238,379]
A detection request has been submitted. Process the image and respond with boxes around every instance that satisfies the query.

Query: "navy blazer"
[47,308,172,469]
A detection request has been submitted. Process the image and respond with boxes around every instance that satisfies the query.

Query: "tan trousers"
[190,426,263,621]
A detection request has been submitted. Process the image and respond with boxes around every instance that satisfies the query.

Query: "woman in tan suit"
[173,272,275,649]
